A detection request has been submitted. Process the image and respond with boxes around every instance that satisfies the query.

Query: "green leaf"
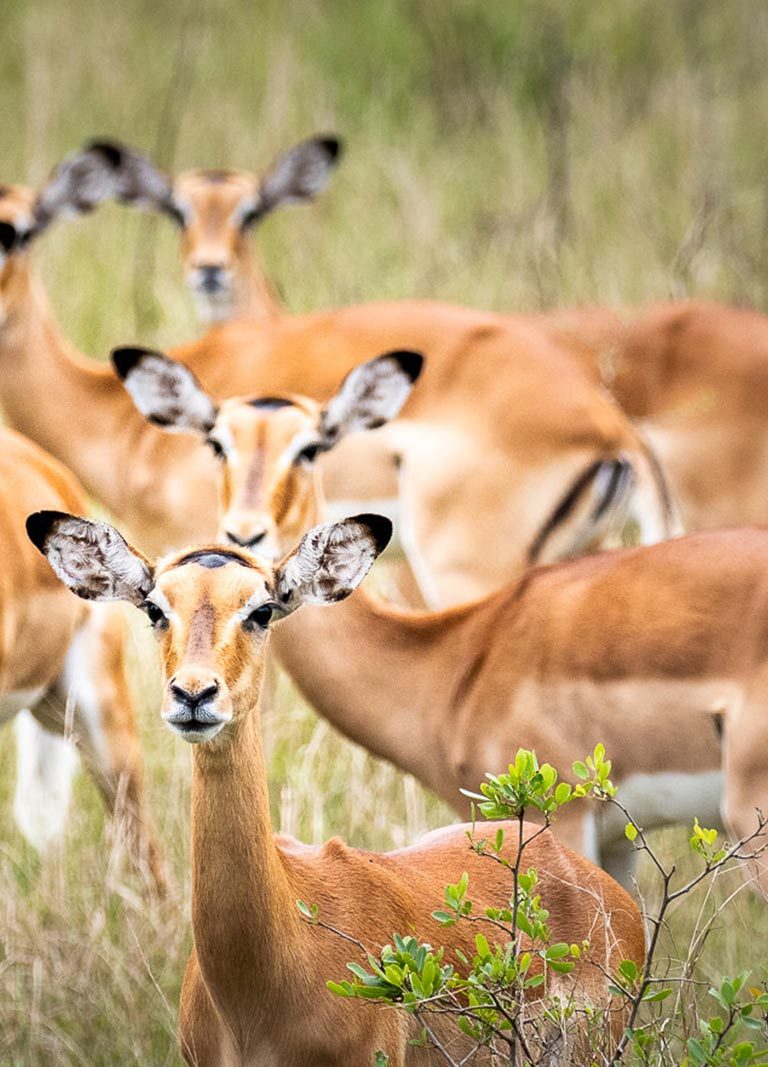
[296,899,317,921]
[624,822,638,842]
[545,942,571,960]
[555,782,572,804]
[642,987,672,1002]
[572,760,589,780]
[619,959,638,984]
[431,910,456,925]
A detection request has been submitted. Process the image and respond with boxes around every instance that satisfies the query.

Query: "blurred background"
[2,1,768,1063]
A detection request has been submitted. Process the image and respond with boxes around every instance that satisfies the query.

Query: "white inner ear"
[46,518,153,604]
[125,355,217,433]
[322,357,414,440]
[278,519,379,606]
[261,141,335,208]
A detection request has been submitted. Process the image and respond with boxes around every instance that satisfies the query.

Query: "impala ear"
[273,513,392,614]
[34,140,178,232]
[255,134,343,219]
[112,347,219,435]
[26,512,154,605]
[319,350,424,449]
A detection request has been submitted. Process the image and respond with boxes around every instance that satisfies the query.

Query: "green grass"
[3,0,768,1062]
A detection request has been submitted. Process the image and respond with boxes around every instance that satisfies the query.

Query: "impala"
[117,346,768,895]
[28,508,644,1066]
[83,131,768,541]
[0,426,163,890]
[566,299,768,533]
[1,143,676,605]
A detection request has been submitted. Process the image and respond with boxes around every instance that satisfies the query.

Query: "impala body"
[570,300,768,532]
[1,143,675,607]
[0,426,163,888]
[68,137,768,545]
[29,510,644,1067]
[116,348,768,894]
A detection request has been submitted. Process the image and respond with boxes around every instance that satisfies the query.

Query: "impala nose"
[170,679,219,710]
[196,264,227,293]
[166,674,227,742]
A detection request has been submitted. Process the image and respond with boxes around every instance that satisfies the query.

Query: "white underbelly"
[600,769,724,845]
[0,686,46,726]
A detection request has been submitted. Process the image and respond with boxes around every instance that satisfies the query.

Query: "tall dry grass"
[2,1,768,1063]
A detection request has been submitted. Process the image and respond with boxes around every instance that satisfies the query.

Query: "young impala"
[28,508,644,1066]
[0,144,674,604]
[116,346,768,895]
[0,427,164,891]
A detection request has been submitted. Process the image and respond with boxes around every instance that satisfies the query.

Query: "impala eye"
[206,437,225,459]
[143,601,167,629]
[295,443,321,465]
[244,603,274,630]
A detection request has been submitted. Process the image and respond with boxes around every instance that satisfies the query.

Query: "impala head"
[45,134,342,320]
[26,510,391,744]
[112,347,423,557]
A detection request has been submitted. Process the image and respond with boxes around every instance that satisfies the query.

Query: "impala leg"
[179,953,235,1067]
[12,708,79,850]
[720,698,768,899]
[36,606,167,894]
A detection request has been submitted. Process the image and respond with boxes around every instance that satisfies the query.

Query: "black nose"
[225,529,266,548]
[197,265,226,292]
[170,680,219,712]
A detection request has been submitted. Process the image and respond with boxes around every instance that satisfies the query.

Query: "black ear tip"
[319,136,343,162]
[353,513,393,555]
[390,350,425,383]
[111,346,153,379]
[84,139,125,168]
[26,510,67,551]
[0,221,18,253]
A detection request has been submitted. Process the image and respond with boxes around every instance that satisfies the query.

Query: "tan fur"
[98,545,645,1065]
[0,427,163,888]
[161,388,768,894]
[0,182,671,602]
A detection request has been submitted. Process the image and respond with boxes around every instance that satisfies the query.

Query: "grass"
[2,0,768,1062]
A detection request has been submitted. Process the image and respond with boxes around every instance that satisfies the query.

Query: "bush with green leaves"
[299,746,768,1065]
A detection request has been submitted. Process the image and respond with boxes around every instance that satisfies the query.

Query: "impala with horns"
[116,346,768,895]
[28,508,644,1066]
[0,427,163,890]
[0,153,672,604]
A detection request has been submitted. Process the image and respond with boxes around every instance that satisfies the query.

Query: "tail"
[13,709,79,850]
[528,438,682,566]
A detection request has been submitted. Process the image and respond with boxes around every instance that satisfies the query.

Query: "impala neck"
[271,591,468,792]
[189,703,307,1040]
[239,243,282,318]
[0,255,132,505]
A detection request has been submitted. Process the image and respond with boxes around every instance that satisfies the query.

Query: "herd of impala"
[1,132,767,1064]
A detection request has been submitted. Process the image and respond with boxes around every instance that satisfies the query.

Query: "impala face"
[112,346,424,557]
[208,396,324,556]
[39,134,342,321]
[173,169,262,315]
[26,510,392,744]
[141,549,278,742]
